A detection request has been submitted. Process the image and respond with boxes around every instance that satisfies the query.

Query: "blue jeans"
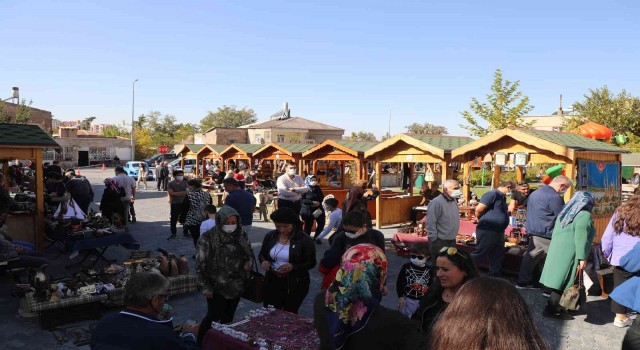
[471,229,505,276]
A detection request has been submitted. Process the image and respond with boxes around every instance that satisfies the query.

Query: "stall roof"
[219,143,264,157]
[174,143,206,155]
[365,134,474,159]
[302,140,378,157]
[452,127,629,160]
[253,142,315,157]
[0,124,60,149]
[196,144,227,157]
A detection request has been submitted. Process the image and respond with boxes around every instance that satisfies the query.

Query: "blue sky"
[1,0,639,138]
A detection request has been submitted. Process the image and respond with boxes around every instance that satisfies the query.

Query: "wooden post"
[356,159,361,182]
[564,162,575,201]
[440,161,448,185]
[516,166,523,183]
[463,160,470,205]
[35,149,44,251]
[375,160,382,229]
[492,164,501,189]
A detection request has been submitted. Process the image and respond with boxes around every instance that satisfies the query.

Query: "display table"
[68,232,140,267]
[202,309,319,350]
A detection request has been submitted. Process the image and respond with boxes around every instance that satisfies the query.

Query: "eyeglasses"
[410,255,426,260]
[439,247,467,259]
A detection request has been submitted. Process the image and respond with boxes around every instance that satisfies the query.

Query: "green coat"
[539,211,595,291]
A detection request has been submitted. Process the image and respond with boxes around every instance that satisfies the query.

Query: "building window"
[552,127,562,132]
[277,134,285,142]
[265,131,271,142]
[305,139,315,144]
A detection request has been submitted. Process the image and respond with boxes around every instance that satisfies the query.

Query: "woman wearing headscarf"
[195,205,253,344]
[341,185,372,230]
[99,178,123,224]
[259,207,316,313]
[539,191,596,320]
[314,244,426,350]
[300,175,326,241]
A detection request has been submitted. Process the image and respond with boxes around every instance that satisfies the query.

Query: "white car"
[169,158,196,173]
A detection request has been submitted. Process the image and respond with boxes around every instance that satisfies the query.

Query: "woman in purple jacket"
[601,194,640,328]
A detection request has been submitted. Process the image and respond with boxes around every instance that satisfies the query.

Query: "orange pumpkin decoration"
[577,122,613,140]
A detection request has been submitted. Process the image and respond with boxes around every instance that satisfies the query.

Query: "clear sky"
[1,0,638,138]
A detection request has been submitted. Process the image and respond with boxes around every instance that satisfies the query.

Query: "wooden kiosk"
[174,144,205,171]
[301,140,377,214]
[195,144,227,177]
[451,127,629,242]
[365,134,474,228]
[0,124,60,250]
[219,144,263,171]
[252,143,314,178]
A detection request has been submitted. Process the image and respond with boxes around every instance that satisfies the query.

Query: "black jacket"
[300,185,324,216]
[411,287,448,334]
[327,229,385,269]
[314,292,426,350]
[259,229,317,282]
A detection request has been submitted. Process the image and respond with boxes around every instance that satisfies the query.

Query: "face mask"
[450,189,462,198]
[175,176,184,181]
[344,228,365,239]
[505,191,512,197]
[222,224,236,233]
[410,257,426,267]
[287,169,296,176]
[309,181,318,186]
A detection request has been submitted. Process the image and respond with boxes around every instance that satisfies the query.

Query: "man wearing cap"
[113,166,137,229]
[222,178,256,234]
[167,170,188,240]
[64,169,94,215]
[276,163,307,215]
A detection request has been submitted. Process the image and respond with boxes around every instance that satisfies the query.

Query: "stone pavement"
[0,168,629,349]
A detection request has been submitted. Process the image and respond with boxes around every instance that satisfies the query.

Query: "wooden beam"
[564,162,575,202]
[35,149,45,251]
[516,166,523,183]
[463,161,470,204]
[375,160,382,229]
[492,164,501,189]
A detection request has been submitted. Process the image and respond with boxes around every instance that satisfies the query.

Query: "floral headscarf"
[557,191,595,228]
[304,175,317,187]
[103,178,117,190]
[325,244,387,350]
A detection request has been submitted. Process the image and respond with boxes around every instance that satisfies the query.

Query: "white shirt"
[276,174,307,201]
[269,242,290,270]
[199,219,216,236]
[317,208,342,240]
[113,174,136,199]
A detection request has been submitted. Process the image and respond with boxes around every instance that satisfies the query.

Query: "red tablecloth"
[202,309,319,350]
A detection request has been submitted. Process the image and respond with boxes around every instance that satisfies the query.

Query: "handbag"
[242,251,265,303]
[559,268,586,311]
[312,208,323,218]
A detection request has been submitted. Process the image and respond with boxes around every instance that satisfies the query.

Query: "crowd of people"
[5,159,635,349]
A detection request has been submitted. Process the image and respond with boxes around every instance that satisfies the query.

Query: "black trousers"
[169,203,186,236]
[263,272,309,314]
[612,266,634,314]
[196,292,240,345]
[623,318,640,350]
[277,199,301,216]
[157,177,165,191]
[184,224,201,248]
[301,212,325,237]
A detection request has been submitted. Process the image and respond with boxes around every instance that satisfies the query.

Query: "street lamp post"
[131,79,138,161]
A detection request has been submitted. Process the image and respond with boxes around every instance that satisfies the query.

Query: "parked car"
[169,158,197,173]
[123,161,155,181]
[144,153,179,167]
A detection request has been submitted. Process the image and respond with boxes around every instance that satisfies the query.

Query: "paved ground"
[0,168,629,349]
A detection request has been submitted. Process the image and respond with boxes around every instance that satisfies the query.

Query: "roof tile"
[405,134,475,151]
[518,129,628,153]
[0,123,60,148]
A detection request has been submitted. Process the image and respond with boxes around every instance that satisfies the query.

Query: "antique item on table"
[129,250,152,259]
[158,255,169,276]
[29,267,51,302]
[169,255,179,276]
[177,255,189,275]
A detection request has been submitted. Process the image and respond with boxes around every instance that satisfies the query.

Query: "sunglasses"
[439,246,467,259]
[410,255,426,260]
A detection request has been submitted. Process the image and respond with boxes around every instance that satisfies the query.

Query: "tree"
[134,125,154,160]
[562,86,640,136]
[102,125,130,138]
[79,116,96,130]
[349,131,377,141]
[14,99,32,124]
[199,105,257,131]
[405,122,448,135]
[381,132,392,141]
[174,123,200,143]
[460,69,535,137]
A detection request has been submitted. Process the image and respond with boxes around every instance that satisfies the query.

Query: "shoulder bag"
[242,250,265,303]
[559,268,586,311]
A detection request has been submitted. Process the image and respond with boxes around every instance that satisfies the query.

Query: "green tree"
[562,86,640,136]
[349,131,377,141]
[102,125,130,138]
[174,123,199,143]
[79,116,96,130]
[14,99,32,124]
[381,132,392,141]
[199,105,257,131]
[460,69,535,137]
[405,122,448,135]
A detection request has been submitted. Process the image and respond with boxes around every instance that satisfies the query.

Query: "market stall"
[252,142,314,178]
[195,144,227,177]
[174,144,205,171]
[219,143,263,172]
[451,126,629,243]
[364,134,474,228]
[0,124,60,250]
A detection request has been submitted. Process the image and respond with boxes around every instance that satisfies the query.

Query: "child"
[199,204,217,236]
[255,188,271,222]
[396,246,434,318]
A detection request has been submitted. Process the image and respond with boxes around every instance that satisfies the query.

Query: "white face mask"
[309,181,318,186]
[222,224,236,233]
[344,228,365,239]
[287,169,296,176]
[410,257,427,267]
[175,176,184,181]
[450,189,462,198]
